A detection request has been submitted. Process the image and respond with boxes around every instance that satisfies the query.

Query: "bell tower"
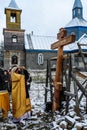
[5,1,21,29]
[3,0,25,69]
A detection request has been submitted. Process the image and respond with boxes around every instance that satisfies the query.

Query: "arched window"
[12,35,17,43]
[11,55,18,64]
[10,13,16,23]
[38,53,44,65]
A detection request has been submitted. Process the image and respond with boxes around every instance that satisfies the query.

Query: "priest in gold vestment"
[11,67,31,123]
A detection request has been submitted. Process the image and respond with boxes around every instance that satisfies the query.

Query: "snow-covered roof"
[25,34,57,50]
[64,33,87,53]
[6,0,21,10]
[65,17,87,28]
[25,33,87,53]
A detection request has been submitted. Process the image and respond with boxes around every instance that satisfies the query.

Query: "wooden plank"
[51,34,75,49]
[50,54,68,61]
[64,91,76,97]
[76,71,87,79]
[71,72,87,97]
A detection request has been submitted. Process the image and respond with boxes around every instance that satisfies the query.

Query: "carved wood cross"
[51,28,75,112]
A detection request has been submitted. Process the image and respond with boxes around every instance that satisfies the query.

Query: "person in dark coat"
[4,70,11,91]
[0,65,10,118]
[27,73,32,90]
[0,65,5,90]
[19,66,30,98]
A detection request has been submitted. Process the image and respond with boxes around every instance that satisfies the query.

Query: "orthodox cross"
[51,28,75,112]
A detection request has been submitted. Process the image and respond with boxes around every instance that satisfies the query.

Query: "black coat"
[0,68,5,90]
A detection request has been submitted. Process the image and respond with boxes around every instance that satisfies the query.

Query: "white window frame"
[12,35,17,43]
[38,53,44,65]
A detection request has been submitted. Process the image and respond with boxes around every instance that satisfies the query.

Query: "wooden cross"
[51,28,75,112]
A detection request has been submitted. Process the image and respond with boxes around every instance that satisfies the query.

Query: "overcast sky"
[0,0,87,41]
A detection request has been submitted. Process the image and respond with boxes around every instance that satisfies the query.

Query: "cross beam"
[51,34,75,49]
[51,28,75,112]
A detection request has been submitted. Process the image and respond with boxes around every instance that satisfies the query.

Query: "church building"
[2,0,87,71]
[26,0,87,70]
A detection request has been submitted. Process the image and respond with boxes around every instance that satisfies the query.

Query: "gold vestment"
[0,90,10,117]
[11,72,31,118]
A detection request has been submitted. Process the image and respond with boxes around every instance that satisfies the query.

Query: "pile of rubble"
[0,98,87,130]
[0,81,87,130]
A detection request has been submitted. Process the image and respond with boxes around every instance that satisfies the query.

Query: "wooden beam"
[51,34,75,49]
[64,91,76,97]
[76,71,87,79]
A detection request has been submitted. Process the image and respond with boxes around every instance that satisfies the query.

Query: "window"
[12,35,17,43]
[73,10,75,16]
[38,53,44,65]
[10,13,16,23]
[78,9,80,14]
[11,55,18,64]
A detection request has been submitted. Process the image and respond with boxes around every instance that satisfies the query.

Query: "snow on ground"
[0,82,87,130]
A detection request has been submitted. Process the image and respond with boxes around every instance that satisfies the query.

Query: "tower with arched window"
[3,0,25,69]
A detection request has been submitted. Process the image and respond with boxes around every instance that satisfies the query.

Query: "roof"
[64,33,87,53]
[25,33,87,53]
[25,34,57,50]
[73,0,82,9]
[65,17,87,27]
[6,0,21,10]
[25,34,87,53]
